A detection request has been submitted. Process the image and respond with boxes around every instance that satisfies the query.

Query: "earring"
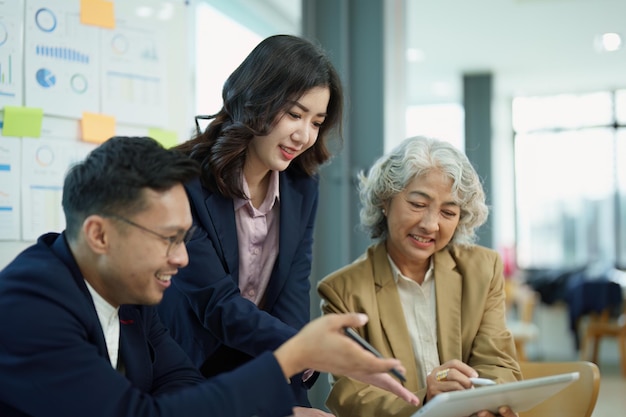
[382,208,386,215]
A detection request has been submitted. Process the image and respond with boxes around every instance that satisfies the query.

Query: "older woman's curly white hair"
[358,136,488,247]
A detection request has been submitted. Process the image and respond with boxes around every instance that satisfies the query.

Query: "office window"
[616,90,626,124]
[404,103,465,151]
[193,0,300,119]
[513,91,626,269]
[194,4,262,117]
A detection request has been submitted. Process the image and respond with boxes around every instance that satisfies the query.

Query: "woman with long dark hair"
[159,34,352,415]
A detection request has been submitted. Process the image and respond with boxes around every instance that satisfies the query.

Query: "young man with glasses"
[0,136,418,417]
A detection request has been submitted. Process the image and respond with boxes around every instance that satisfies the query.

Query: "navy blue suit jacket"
[0,233,296,417]
[158,171,318,404]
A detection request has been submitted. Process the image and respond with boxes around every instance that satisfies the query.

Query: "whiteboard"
[0,0,192,254]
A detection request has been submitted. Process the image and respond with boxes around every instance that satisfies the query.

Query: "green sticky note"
[2,106,44,138]
[148,128,178,149]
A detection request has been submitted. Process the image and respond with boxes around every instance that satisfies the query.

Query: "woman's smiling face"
[245,86,330,174]
[384,169,461,276]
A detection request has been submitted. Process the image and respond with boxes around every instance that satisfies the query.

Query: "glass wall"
[193,0,300,120]
[404,103,465,151]
[194,4,262,118]
[513,90,626,269]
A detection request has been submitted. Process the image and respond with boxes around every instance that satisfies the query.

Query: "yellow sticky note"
[148,128,178,149]
[2,106,44,137]
[81,112,115,144]
[80,0,115,29]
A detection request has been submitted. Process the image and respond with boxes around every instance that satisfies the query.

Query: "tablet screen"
[411,372,579,417]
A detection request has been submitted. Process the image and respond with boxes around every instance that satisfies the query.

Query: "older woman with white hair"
[318,136,522,417]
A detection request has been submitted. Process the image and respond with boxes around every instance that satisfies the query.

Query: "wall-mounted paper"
[0,136,21,240]
[101,18,168,127]
[0,0,25,109]
[80,0,114,29]
[24,0,100,118]
[148,127,178,149]
[21,137,95,240]
[81,112,115,143]
[2,106,43,137]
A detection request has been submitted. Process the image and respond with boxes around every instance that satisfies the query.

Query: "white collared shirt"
[85,280,120,368]
[388,255,440,387]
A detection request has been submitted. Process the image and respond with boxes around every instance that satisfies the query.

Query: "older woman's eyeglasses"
[107,214,197,257]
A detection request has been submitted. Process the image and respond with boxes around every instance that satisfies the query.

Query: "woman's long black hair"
[176,34,344,199]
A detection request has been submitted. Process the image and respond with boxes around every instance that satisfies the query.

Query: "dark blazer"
[0,233,296,417]
[158,172,319,404]
[318,243,522,417]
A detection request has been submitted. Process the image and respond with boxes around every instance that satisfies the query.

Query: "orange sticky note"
[81,112,115,144]
[80,0,115,29]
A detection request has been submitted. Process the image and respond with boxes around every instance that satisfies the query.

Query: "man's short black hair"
[62,136,200,240]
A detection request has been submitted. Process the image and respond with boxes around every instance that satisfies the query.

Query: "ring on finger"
[435,368,449,382]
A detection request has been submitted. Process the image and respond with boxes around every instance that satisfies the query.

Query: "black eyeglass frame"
[106,214,197,256]
[194,114,216,135]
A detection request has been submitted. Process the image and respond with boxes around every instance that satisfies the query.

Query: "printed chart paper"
[101,18,168,126]
[21,137,95,240]
[0,137,21,240]
[24,0,100,118]
[0,0,25,108]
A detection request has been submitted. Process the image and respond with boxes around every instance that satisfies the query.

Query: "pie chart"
[36,68,56,88]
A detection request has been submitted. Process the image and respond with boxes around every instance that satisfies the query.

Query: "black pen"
[344,327,406,382]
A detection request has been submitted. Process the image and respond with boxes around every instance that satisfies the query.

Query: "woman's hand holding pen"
[427,359,478,401]
[426,360,519,417]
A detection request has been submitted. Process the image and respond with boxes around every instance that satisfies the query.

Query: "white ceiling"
[248,0,626,105]
[405,0,626,104]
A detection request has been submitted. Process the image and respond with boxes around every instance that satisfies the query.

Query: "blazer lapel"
[434,249,463,361]
[263,173,304,308]
[118,306,152,391]
[371,244,421,390]
[204,191,239,279]
[51,234,109,359]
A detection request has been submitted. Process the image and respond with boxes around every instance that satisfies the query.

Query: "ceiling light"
[158,3,175,21]
[136,6,153,18]
[594,32,622,52]
[406,48,425,63]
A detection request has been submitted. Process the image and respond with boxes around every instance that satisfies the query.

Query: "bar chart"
[0,13,19,102]
[0,54,13,87]
[35,44,90,64]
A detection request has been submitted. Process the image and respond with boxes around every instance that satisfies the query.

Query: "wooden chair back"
[518,361,600,417]
[506,282,540,360]
[580,309,626,376]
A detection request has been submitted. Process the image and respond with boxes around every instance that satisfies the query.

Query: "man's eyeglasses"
[107,214,197,257]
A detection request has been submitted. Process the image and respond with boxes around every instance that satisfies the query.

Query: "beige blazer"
[318,242,522,417]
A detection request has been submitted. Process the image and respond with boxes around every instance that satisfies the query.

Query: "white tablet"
[411,372,579,417]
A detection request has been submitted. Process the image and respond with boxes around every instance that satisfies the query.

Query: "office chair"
[580,308,626,377]
[506,282,540,361]
[518,361,600,417]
